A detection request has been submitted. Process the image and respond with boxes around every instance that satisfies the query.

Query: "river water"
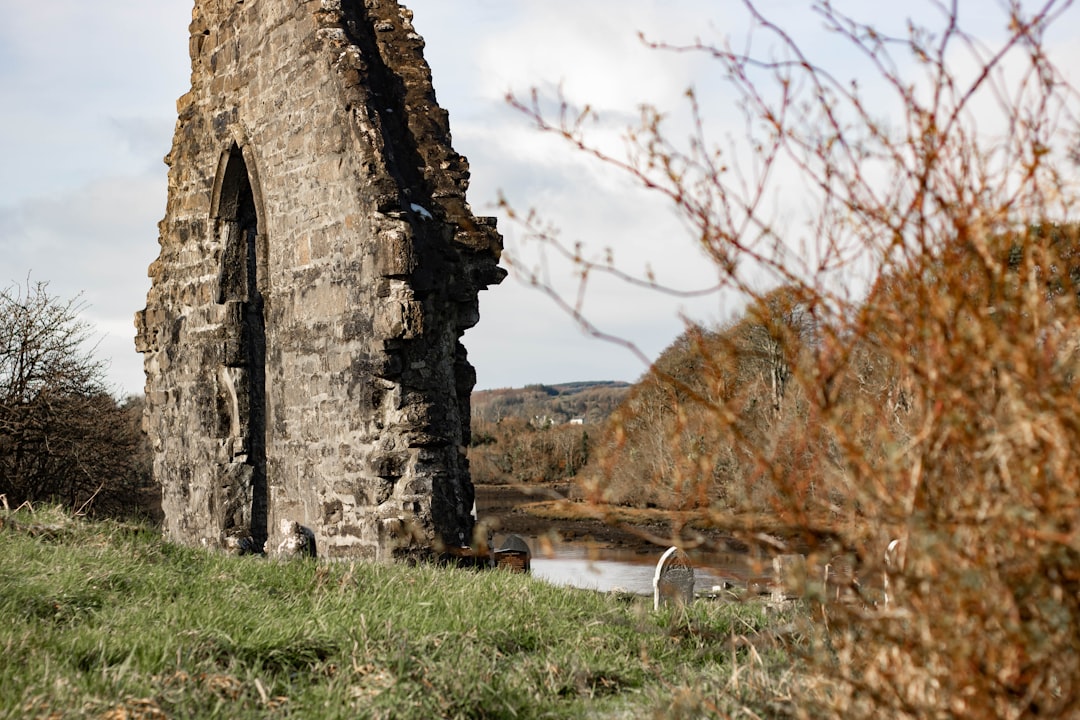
[474,486,774,596]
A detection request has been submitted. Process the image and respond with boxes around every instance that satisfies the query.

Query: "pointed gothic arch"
[212,142,269,552]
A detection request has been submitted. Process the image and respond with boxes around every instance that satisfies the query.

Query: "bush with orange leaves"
[506,1,1080,716]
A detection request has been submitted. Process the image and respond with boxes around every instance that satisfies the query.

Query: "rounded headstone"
[654,547,695,610]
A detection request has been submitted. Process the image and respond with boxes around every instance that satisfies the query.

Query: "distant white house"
[568,417,585,426]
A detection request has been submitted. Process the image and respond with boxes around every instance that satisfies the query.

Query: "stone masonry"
[134,0,505,559]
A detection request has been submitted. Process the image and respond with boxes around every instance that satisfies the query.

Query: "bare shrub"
[0,281,150,518]
[505,1,1080,716]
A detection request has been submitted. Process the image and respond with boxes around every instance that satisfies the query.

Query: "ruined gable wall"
[136,0,504,559]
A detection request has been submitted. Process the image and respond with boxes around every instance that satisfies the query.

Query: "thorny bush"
[505,1,1080,717]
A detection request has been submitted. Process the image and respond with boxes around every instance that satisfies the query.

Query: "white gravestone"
[654,547,695,610]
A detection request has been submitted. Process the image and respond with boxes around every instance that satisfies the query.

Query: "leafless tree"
[0,281,149,517]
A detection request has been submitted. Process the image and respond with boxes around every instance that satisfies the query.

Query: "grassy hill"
[472,381,630,426]
[0,505,792,719]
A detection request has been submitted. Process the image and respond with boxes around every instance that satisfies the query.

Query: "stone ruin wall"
[135,0,504,559]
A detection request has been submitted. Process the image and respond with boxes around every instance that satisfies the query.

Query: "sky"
[1,1,1077,396]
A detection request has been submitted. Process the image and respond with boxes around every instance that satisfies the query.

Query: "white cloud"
[0,1,187,202]
[414,2,779,388]
[0,0,186,396]
[0,172,165,395]
[448,101,736,389]
[475,4,710,110]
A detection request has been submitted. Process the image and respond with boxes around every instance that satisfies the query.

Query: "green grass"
[0,506,798,719]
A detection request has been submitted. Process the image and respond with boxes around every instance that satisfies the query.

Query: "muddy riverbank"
[473,483,745,556]
[476,483,650,552]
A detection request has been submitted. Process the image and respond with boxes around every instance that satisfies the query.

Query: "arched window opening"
[214,143,268,552]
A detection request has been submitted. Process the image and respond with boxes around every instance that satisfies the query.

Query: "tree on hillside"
[505,1,1080,716]
[469,416,590,485]
[583,294,822,511]
[0,281,149,517]
[732,285,817,417]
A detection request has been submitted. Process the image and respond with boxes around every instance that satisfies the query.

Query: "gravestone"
[277,519,318,559]
[493,534,531,573]
[134,0,504,560]
[825,553,859,601]
[771,553,806,601]
[653,547,695,610]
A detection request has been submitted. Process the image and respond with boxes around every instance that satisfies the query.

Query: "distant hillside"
[468,381,632,484]
[472,381,631,426]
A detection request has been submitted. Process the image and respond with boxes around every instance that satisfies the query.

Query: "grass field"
[0,506,799,719]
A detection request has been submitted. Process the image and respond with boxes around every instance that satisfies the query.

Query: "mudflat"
[473,483,720,555]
